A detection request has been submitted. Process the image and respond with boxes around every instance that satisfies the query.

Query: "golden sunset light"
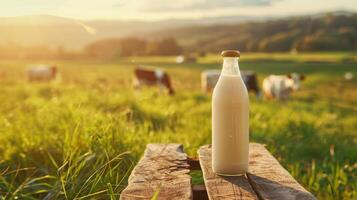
[0,1,356,199]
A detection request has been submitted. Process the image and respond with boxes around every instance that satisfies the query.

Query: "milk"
[212,54,249,176]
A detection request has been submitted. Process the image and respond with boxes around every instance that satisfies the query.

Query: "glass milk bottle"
[212,50,249,176]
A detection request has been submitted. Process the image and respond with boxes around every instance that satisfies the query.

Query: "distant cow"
[27,65,57,81]
[262,73,305,101]
[241,71,260,96]
[201,70,220,92]
[201,70,260,96]
[344,72,354,81]
[176,55,197,64]
[133,67,175,95]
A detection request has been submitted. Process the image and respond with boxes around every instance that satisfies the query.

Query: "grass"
[0,52,356,199]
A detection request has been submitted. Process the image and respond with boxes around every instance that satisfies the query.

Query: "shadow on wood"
[247,173,316,200]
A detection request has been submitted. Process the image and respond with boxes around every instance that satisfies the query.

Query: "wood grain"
[247,143,316,200]
[198,145,258,200]
[120,144,192,200]
[121,143,316,200]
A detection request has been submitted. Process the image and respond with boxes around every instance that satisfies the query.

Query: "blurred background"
[0,0,356,199]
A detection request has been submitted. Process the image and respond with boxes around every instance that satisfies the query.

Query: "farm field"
[0,52,356,199]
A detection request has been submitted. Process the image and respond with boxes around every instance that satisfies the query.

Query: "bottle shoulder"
[213,76,249,100]
[215,75,247,90]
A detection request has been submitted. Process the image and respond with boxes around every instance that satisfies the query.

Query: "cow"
[201,70,260,97]
[27,65,57,81]
[201,70,220,93]
[176,55,197,64]
[262,73,305,101]
[344,72,354,81]
[133,67,175,95]
[241,71,260,97]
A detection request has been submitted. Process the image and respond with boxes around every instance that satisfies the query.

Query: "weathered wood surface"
[120,144,192,200]
[198,145,258,200]
[121,143,316,200]
[247,143,316,200]
[199,144,316,200]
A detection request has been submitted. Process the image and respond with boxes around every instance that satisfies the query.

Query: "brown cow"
[133,67,175,95]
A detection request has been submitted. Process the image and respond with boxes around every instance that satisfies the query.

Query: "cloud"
[123,0,280,12]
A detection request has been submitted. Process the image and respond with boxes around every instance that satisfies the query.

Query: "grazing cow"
[201,70,221,92]
[201,70,260,96]
[262,73,305,100]
[176,55,197,64]
[133,67,175,95]
[176,56,185,64]
[344,72,354,81]
[241,71,260,97]
[27,65,57,81]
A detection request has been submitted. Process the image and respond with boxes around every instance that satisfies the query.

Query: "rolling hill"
[0,14,263,49]
[0,12,356,52]
[142,12,357,52]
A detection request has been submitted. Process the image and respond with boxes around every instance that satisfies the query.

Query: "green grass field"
[0,52,356,199]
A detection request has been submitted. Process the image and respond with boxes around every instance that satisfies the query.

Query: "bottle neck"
[221,57,240,76]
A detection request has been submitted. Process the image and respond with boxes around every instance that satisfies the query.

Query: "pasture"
[0,52,356,199]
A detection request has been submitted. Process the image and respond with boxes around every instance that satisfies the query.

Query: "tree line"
[0,38,183,59]
[0,13,355,59]
[85,37,182,59]
[147,13,357,53]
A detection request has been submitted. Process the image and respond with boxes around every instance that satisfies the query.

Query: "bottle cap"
[221,50,240,57]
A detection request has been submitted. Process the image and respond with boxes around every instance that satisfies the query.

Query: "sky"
[0,0,356,21]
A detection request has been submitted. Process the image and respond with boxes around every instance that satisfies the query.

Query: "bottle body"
[212,57,249,175]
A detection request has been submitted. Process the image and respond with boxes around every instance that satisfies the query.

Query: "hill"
[143,13,357,52]
[0,15,191,49]
[0,12,356,52]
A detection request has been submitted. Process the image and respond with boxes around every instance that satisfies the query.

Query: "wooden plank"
[120,144,192,200]
[247,143,316,200]
[198,145,259,200]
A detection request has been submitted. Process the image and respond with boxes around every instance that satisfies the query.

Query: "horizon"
[0,1,355,52]
[0,0,357,21]
[0,10,355,23]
